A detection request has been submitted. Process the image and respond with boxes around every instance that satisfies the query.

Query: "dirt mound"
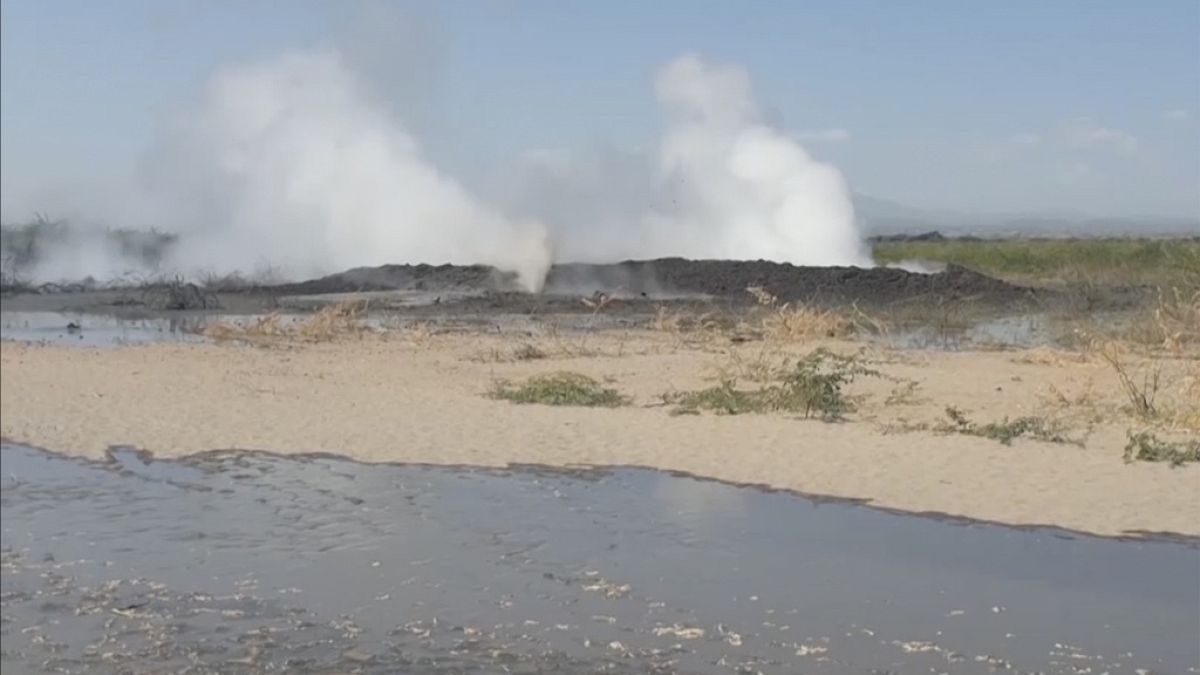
[270,263,510,296]
[545,258,1029,303]
[272,258,1033,305]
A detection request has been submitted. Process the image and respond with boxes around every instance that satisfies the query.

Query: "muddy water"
[0,312,210,347]
[1,444,1197,674]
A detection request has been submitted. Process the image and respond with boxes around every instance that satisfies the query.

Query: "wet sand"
[1,331,1197,538]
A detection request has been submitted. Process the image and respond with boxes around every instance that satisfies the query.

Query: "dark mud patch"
[271,258,1037,307]
[548,258,1033,304]
[3,443,1197,674]
[3,258,1044,323]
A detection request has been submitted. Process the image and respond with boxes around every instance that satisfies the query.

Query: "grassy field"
[872,238,1200,288]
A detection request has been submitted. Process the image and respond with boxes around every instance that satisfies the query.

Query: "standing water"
[2,444,1197,674]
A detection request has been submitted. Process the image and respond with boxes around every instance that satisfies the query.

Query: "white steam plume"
[4,50,868,286]
[504,54,870,268]
[640,55,868,265]
[147,50,552,289]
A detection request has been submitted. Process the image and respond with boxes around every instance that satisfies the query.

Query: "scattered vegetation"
[489,372,628,407]
[1123,431,1200,467]
[667,349,879,420]
[941,406,1075,445]
[872,237,1200,288]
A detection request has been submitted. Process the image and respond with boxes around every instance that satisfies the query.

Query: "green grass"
[872,238,1200,288]
[942,406,1076,446]
[668,349,879,420]
[1123,431,1200,467]
[490,372,628,407]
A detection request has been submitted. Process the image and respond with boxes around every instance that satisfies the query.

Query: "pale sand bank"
[2,333,1196,538]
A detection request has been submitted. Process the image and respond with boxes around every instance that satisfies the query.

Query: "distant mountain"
[851,193,1199,238]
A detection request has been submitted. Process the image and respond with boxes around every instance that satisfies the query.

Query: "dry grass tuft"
[651,306,729,349]
[1088,340,1199,432]
[1058,286,1200,354]
[747,286,857,341]
[1153,287,1200,352]
[204,301,370,344]
[1096,341,1163,420]
[298,301,369,341]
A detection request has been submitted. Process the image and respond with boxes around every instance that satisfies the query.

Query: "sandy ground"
[2,329,1197,538]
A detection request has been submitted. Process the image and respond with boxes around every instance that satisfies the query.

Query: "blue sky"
[2,0,1198,221]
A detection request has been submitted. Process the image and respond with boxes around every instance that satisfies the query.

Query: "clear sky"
[2,0,1198,221]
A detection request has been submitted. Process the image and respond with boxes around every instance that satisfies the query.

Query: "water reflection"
[2,444,1197,674]
[0,312,211,346]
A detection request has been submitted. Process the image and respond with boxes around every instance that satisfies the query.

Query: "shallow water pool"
[1,444,1197,674]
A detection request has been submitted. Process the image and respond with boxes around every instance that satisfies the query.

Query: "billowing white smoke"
[634,55,868,266]
[5,50,869,287]
[506,54,870,268]
[149,50,552,289]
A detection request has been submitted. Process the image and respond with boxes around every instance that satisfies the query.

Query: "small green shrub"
[1123,431,1200,467]
[942,406,1075,445]
[490,372,628,407]
[668,349,878,421]
[671,379,769,416]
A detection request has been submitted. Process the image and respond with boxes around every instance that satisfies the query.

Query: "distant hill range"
[852,193,1199,239]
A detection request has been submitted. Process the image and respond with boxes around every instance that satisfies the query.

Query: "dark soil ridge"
[270,258,1036,305]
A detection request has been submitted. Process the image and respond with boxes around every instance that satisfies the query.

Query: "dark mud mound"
[274,258,1033,305]
[545,258,1030,303]
[270,263,511,296]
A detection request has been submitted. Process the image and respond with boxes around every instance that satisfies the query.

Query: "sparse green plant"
[941,406,1076,445]
[1123,431,1199,467]
[668,349,879,420]
[490,372,628,407]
